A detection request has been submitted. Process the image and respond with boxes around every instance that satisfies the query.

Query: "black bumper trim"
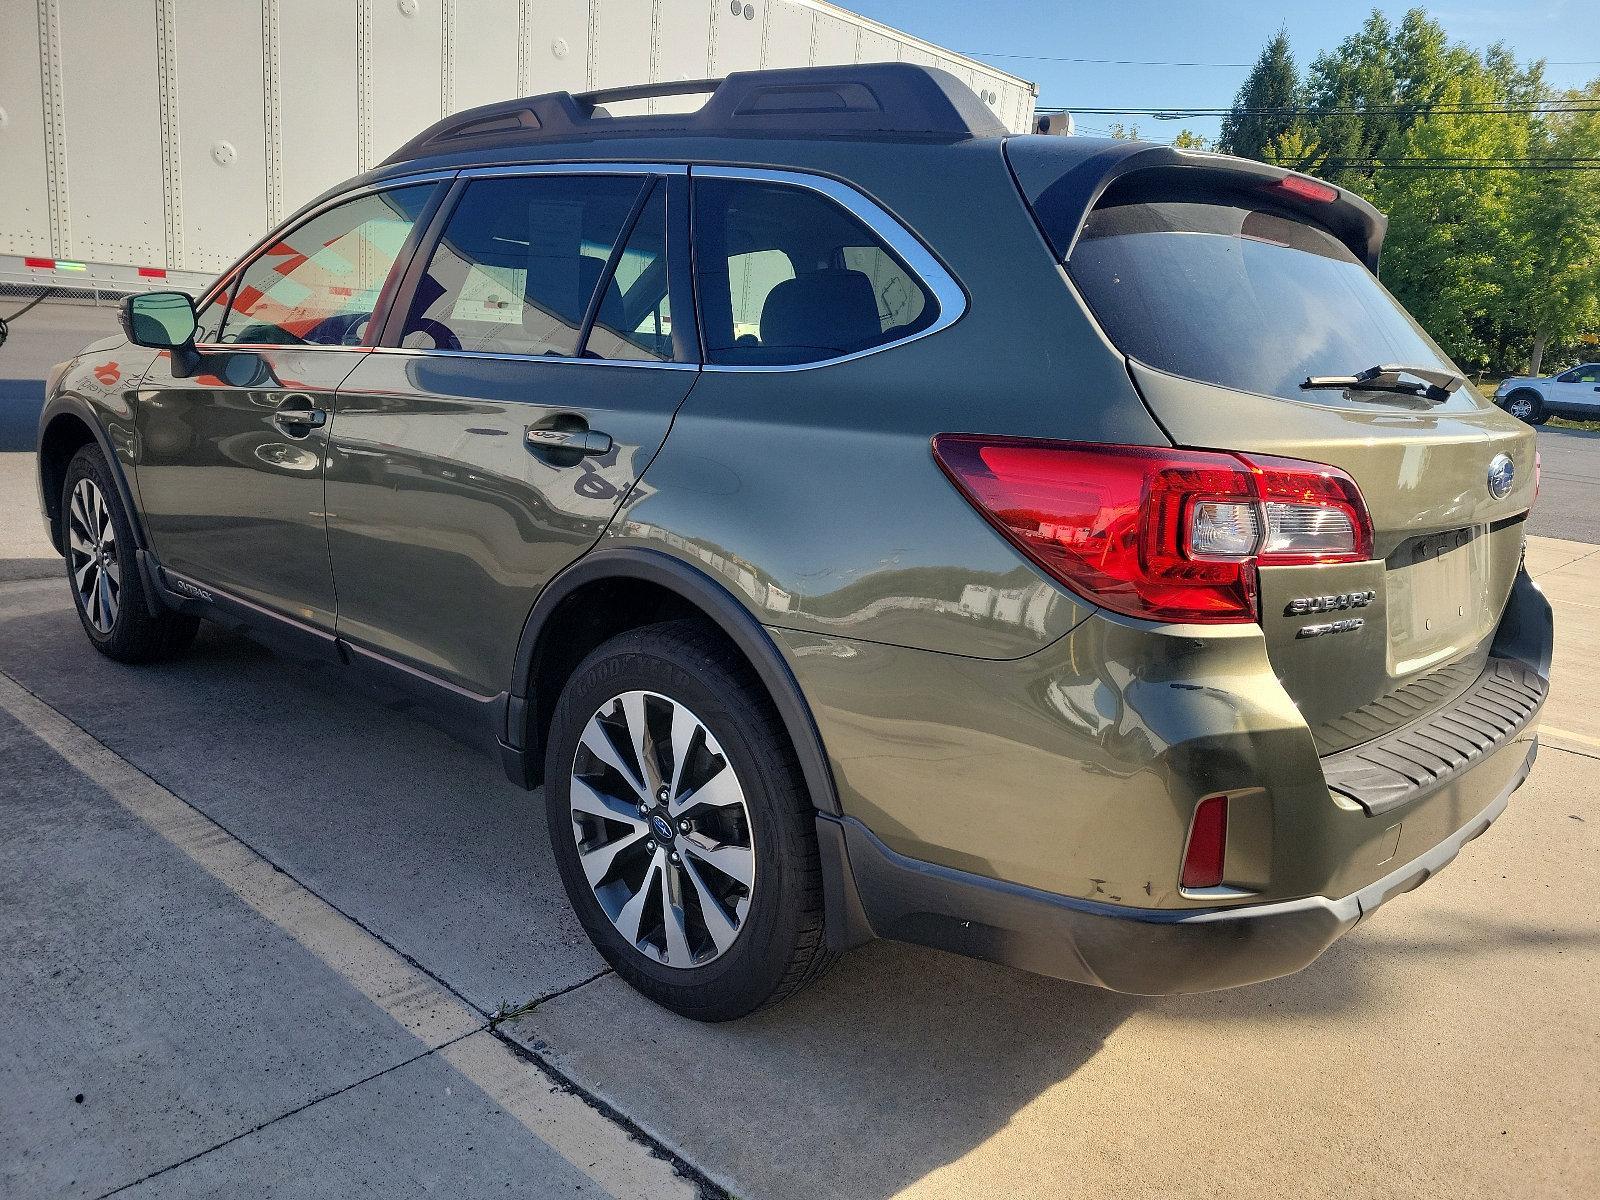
[843,739,1535,995]
[1321,655,1546,816]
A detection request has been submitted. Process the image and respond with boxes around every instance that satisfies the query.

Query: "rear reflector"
[1181,796,1229,890]
[138,266,167,279]
[24,256,54,270]
[1272,174,1338,204]
[932,436,1373,623]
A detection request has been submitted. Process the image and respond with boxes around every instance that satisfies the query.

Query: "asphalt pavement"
[2,302,1597,1198]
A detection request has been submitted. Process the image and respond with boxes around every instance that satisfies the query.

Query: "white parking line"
[0,669,696,1200]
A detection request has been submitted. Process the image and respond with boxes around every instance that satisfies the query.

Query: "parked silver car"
[1496,364,1600,423]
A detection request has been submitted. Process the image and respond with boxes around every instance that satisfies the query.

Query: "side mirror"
[121,291,201,376]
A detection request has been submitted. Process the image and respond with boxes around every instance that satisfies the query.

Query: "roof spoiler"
[1006,138,1387,273]
[382,63,1009,166]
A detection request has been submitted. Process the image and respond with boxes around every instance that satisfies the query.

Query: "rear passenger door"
[325,166,697,697]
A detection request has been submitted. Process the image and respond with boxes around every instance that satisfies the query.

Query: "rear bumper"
[835,737,1536,994]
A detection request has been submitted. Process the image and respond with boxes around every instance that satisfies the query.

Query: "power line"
[1038,102,1600,119]
[965,51,1253,67]
[1270,161,1600,171]
[971,50,1600,68]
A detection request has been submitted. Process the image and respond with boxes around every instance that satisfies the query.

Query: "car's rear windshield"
[1067,199,1456,403]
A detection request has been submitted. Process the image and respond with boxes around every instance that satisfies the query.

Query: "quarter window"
[215,185,434,346]
[400,174,648,358]
[693,178,937,366]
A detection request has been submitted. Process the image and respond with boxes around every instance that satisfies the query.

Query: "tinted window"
[1069,200,1457,403]
[1556,365,1600,383]
[216,185,433,346]
[194,289,228,344]
[582,184,675,362]
[401,174,646,357]
[693,178,937,366]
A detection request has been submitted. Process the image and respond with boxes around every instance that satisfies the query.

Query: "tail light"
[1181,795,1229,890]
[932,436,1372,623]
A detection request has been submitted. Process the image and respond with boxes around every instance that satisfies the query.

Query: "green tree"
[1219,7,1600,373]
[1504,83,1600,374]
[1170,129,1212,150]
[1219,30,1303,160]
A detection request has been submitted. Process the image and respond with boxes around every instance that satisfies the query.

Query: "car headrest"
[759,268,880,360]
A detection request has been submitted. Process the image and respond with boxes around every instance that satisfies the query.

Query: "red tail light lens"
[1181,795,1229,890]
[1271,174,1339,204]
[932,436,1372,623]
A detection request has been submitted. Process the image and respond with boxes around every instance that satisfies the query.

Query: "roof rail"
[381,63,1008,166]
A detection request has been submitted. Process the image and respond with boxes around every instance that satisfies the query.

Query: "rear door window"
[692,177,937,366]
[1068,199,1458,403]
[400,174,647,357]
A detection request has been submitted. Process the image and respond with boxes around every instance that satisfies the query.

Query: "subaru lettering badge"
[1487,453,1515,500]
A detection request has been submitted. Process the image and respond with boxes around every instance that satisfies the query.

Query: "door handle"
[525,427,612,457]
[273,396,327,437]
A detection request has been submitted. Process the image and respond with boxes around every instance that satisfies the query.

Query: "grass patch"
[1549,415,1600,433]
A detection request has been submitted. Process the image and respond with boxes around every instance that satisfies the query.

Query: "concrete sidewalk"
[0,664,699,1199]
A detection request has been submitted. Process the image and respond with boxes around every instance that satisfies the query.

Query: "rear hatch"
[1006,138,1537,752]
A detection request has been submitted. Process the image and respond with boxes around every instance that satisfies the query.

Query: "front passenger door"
[132,183,439,631]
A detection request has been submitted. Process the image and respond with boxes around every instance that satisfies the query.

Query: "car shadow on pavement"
[0,593,1580,1199]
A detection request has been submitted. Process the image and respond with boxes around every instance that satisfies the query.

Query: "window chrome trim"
[689,164,968,374]
[363,346,698,371]
[460,161,688,178]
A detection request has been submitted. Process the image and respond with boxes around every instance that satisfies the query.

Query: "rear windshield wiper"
[1301,364,1465,403]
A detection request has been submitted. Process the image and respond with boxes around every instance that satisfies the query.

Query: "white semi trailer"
[0,0,1035,297]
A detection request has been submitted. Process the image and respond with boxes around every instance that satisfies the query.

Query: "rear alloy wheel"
[569,690,756,969]
[62,445,200,662]
[1503,390,1546,424]
[544,621,835,1020]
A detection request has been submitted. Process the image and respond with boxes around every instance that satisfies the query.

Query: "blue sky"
[847,0,1600,140]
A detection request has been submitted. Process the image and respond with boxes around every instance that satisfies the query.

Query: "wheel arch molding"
[37,395,150,557]
[505,546,843,818]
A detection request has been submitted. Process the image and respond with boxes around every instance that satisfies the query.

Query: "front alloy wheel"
[570,690,756,969]
[1506,394,1535,421]
[67,478,121,633]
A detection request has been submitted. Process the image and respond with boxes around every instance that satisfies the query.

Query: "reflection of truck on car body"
[0,0,1034,300]
[1494,364,1600,424]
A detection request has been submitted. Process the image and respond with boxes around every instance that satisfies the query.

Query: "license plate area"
[1386,527,1483,674]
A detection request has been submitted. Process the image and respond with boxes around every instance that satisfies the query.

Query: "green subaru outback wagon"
[37,65,1549,1020]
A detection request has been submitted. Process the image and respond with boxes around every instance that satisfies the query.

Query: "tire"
[544,620,836,1021]
[1503,390,1547,425]
[62,445,200,663]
